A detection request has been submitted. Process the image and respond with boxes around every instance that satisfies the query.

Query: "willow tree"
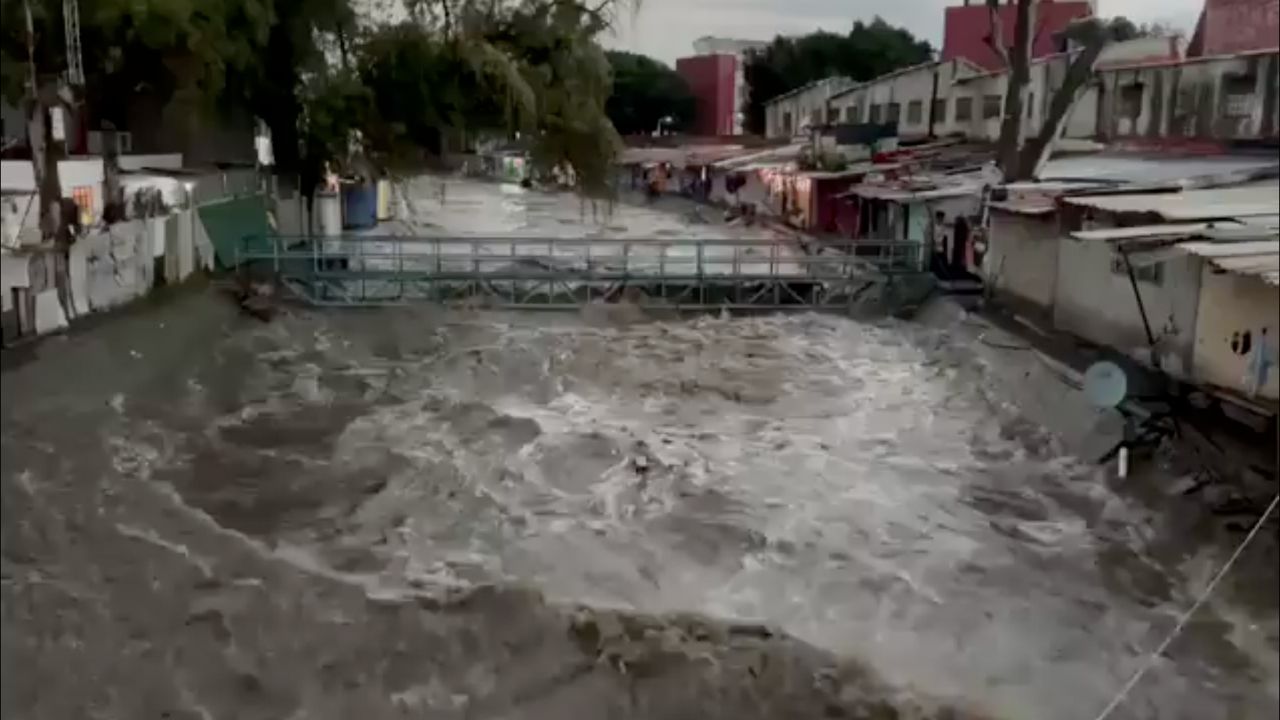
[378,0,626,196]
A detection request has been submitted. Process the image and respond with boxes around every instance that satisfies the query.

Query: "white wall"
[1054,235,1203,377]
[119,154,184,171]
[823,55,1096,144]
[1192,267,1280,400]
[764,77,856,138]
[0,158,106,223]
[983,211,1060,313]
[1096,52,1280,142]
[831,63,957,137]
[1,191,39,247]
[76,220,154,312]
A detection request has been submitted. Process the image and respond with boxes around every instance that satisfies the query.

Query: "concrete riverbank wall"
[1,194,268,344]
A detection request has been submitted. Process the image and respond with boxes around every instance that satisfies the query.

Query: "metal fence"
[236,234,931,311]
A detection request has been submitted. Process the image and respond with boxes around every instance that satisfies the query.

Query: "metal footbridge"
[234,234,935,312]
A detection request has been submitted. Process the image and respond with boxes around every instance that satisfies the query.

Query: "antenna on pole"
[64,0,84,87]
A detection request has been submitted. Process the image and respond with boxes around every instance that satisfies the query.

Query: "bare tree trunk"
[1014,26,1108,180]
[993,0,1035,178]
[984,0,1111,183]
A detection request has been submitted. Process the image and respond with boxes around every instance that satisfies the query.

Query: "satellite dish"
[1084,361,1128,409]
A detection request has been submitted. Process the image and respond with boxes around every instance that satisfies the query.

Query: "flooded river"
[2,179,1276,719]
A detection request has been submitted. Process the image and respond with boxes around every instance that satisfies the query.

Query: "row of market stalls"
[617,138,1001,270]
[614,137,1279,413]
[983,160,1279,411]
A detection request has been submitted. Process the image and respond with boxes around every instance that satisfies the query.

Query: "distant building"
[1187,0,1280,57]
[825,54,1100,145]
[677,36,768,136]
[941,0,1095,71]
[763,77,858,139]
[677,55,738,136]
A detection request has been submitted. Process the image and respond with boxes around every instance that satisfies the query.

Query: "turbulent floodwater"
[3,180,1277,720]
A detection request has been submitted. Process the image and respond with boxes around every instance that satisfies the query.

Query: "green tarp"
[197,194,270,268]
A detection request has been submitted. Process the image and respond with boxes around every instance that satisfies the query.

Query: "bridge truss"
[234,234,935,313]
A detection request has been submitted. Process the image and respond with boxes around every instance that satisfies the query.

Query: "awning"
[712,144,803,170]
[1125,236,1280,284]
[838,183,983,202]
[987,200,1057,216]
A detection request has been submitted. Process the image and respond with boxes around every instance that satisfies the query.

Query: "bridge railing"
[236,234,928,280]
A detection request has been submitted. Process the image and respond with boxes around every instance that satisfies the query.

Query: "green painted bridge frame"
[235,234,935,312]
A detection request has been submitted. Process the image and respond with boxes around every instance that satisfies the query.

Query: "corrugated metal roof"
[1178,237,1280,286]
[713,144,803,170]
[1179,239,1280,258]
[1071,221,1243,242]
[619,145,750,167]
[842,183,983,202]
[765,76,855,105]
[1061,184,1280,220]
[987,200,1057,215]
[1038,154,1280,185]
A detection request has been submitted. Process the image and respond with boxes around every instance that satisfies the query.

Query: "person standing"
[951,214,971,277]
[930,210,948,276]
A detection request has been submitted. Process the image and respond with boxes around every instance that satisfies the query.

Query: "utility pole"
[24,0,70,243]
[24,0,78,319]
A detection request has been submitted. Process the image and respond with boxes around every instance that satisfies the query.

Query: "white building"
[767,36,1211,146]
[823,53,1101,144]
[764,77,857,139]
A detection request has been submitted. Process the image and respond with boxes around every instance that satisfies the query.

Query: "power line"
[1091,492,1280,720]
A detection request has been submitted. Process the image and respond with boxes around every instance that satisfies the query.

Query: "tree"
[1105,16,1173,43]
[604,51,695,135]
[358,1,625,195]
[1106,16,1141,43]
[1,0,631,198]
[987,0,1112,181]
[742,18,933,134]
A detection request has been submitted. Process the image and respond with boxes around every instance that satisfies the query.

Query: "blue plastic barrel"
[341,183,378,229]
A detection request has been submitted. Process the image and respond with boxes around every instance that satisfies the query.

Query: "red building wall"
[1191,0,1280,56]
[676,54,737,136]
[941,0,1094,71]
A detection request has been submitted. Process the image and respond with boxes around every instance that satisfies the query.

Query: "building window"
[869,104,883,123]
[887,102,901,123]
[982,94,1002,119]
[955,97,973,121]
[1223,75,1256,117]
[1026,92,1035,119]
[1111,254,1164,286]
[782,111,792,134]
[906,100,923,125]
[845,105,860,123]
[1121,84,1144,119]
[932,99,948,124]
[809,108,821,127]
[827,106,839,124]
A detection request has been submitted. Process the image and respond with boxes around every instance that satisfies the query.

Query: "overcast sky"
[604,0,1205,64]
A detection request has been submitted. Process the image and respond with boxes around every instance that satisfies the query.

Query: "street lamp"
[655,115,676,136]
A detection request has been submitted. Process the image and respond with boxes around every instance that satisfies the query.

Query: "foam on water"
[3,179,1275,720]
[87,303,1270,719]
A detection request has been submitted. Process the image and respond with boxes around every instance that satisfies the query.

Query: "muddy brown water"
[3,180,1277,719]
